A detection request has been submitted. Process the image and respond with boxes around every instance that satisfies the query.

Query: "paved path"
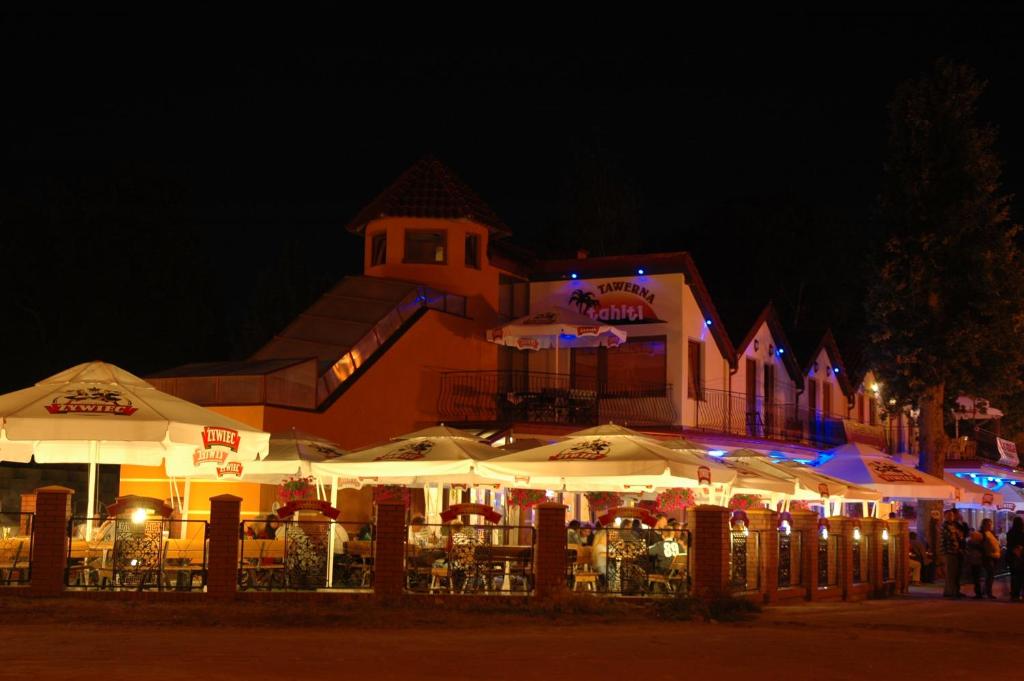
[3,589,1021,680]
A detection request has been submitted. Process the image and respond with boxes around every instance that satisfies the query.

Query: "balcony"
[692,388,846,448]
[437,371,676,427]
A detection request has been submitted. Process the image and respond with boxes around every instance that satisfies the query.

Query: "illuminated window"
[465,233,480,269]
[371,233,387,266]
[404,230,447,264]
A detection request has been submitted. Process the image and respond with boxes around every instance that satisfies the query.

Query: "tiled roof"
[346,157,511,236]
[147,358,309,378]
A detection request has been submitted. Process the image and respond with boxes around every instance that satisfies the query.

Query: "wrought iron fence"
[0,512,33,586]
[566,528,690,597]
[730,528,762,593]
[694,389,846,448]
[65,516,208,591]
[438,370,676,426]
[777,529,803,589]
[852,531,871,584]
[406,524,534,594]
[238,520,374,591]
[817,532,842,588]
[882,530,900,582]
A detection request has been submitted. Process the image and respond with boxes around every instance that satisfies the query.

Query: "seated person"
[567,520,583,546]
[908,531,932,584]
[579,523,594,546]
[357,523,374,541]
[408,516,436,548]
[591,527,608,575]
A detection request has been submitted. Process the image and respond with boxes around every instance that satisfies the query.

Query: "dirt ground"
[1,585,1020,681]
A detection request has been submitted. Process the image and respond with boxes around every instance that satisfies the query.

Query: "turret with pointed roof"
[346,156,511,237]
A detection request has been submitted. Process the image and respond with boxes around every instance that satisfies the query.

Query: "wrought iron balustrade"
[693,388,846,447]
[438,370,676,426]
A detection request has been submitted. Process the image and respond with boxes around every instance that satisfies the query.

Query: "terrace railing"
[693,389,846,448]
[65,516,208,591]
[438,370,676,426]
[238,519,373,591]
[777,528,803,590]
[405,524,534,595]
[0,513,33,586]
[729,528,762,593]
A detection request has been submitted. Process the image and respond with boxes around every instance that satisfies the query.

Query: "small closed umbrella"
[486,307,627,375]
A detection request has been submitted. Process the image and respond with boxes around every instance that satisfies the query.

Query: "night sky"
[3,11,1022,391]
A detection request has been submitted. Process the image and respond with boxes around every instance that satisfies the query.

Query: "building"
[118,157,1017,520]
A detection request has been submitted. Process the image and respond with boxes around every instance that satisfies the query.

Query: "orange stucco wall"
[363,217,502,326]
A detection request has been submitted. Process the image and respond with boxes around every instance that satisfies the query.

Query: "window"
[370,233,387,266]
[764,364,775,407]
[687,339,704,400]
[572,336,666,395]
[465,233,480,269]
[404,230,446,264]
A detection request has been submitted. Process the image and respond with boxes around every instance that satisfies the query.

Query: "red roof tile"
[346,157,511,236]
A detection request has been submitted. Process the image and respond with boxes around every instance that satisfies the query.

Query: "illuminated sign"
[568,280,663,325]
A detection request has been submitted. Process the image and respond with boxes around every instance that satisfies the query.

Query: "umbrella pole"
[326,475,338,588]
[85,441,98,541]
[182,479,191,536]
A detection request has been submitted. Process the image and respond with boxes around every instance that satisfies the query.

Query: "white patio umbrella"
[310,425,505,480]
[485,307,627,374]
[815,442,953,501]
[0,361,270,537]
[479,423,737,494]
[945,473,1003,508]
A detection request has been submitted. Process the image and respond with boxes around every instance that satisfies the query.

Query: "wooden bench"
[163,538,208,590]
[239,539,285,590]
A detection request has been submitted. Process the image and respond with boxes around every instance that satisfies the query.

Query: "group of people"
[929,510,1024,601]
[567,514,688,592]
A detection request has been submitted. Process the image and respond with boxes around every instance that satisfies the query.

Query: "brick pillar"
[373,500,406,598]
[692,505,730,597]
[747,509,778,603]
[207,494,241,598]
[891,519,909,594]
[832,516,854,600]
[790,510,818,600]
[864,517,884,597]
[534,502,567,599]
[29,486,73,597]
[19,492,37,536]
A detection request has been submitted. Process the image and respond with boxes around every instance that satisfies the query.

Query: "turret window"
[404,230,447,264]
[465,233,480,269]
[371,233,387,266]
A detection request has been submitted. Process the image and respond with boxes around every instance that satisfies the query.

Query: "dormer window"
[404,230,447,264]
[371,232,387,266]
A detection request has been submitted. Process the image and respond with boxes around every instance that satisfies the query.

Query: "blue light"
[707,450,727,457]
[793,458,814,465]
[705,319,712,327]
[777,348,785,356]
[637,268,645,275]
[833,367,840,375]
[570,273,578,279]
[969,473,977,478]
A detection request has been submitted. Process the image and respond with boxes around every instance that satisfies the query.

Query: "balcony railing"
[692,388,846,448]
[437,371,676,426]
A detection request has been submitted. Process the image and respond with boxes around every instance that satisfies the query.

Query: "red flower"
[507,488,547,508]
[584,491,623,511]
[655,488,695,512]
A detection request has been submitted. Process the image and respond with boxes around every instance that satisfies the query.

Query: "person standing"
[979,518,1000,599]
[1006,516,1024,602]
[940,510,964,598]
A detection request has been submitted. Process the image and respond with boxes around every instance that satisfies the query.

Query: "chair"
[163,537,207,591]
[647,554,688,594]
[0,539,24,585]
